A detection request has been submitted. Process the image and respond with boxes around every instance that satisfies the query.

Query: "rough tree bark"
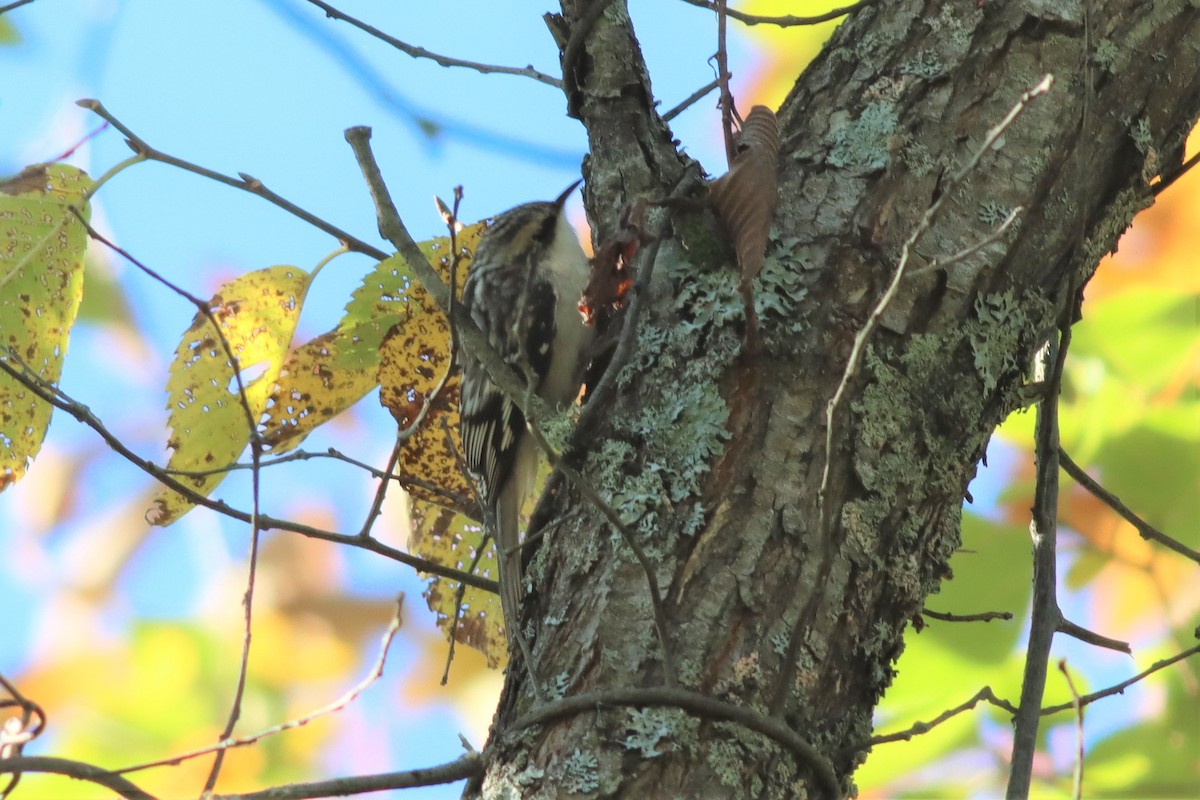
[473,1,1200,797]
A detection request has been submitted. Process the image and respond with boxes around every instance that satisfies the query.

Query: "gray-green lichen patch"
[900,48,946,79]
[1131,117,1153,153]
[622,707,699,758]
[977,200,1013,227]
[592,255,739,540]
[560,748,600,794]
[970,290,1021,393]
[755,251,809,338]
[1093,38,1120,72]
[827,101,900,171]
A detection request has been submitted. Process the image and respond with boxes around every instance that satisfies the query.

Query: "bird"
[458,181,593,655]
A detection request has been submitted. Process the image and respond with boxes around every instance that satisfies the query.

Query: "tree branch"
[0,0,35,14]
[0,757,155,800]
[1059,448,1200,564]
[303,0,562,87]
[76,100,390,262]
[513,687,839,797]
[1008,300,1072,798]
[1038,642,1200,717]
[678,0,878,28]
[212,753,482,800]
[922,609,1014,623]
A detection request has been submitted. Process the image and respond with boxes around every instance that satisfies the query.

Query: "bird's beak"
[554,179,583,208]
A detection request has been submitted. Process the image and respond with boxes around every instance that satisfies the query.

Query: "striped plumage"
[458,185,592,647]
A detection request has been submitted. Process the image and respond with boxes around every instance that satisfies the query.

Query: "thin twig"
[716,0,735,165]
[114,597,404,775]
[70,212,264,460]
[76,100,389,261]
[441,533,491,686]
[1058,618,1130,655]
[1153,148,1200,196]
[853,643,1200,754]
[680,0,877,27]
[0,354,495,591]
[211,753,482,800]
[850,686,1017,754]
[906,206,1023,278]
[161,448,473,511]
[1057,660,1085,800]
[346,127,675,682]
[663,79,721,122]
[512,687,839,797]
[0,0,36,14]
[1059,449,1200,564]
[73,212,274,789]
[71,199,272,795]
[922,609,1014,623]
[1039,642,1200,716]
[357,438,403,539]
[0,673,46,798]
[303,0,561,87]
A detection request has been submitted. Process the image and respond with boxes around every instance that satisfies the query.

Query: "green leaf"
[147,264,311,525]
[0,163,92,491]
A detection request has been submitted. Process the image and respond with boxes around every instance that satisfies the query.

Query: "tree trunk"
[474,1,1200,796]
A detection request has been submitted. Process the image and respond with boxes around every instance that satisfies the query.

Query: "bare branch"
[922,609,1014,623]
[716,0,735,165]
[1008,287,1074,798]
[0,757,155,800]
[513,687,839,797]
[303,0,561,88]
[356,438,404,540]
[852,643,1200,757]
[1059,448,1200,564]
[852,686,1017,754]
[523,413,676,686]
[679,0,878,28]
[76,100,390,261]
[662,79,721,122]
[1039,642,1200,717]
[1057,618,1131,655]
[0,0,36,14]
[211,753,481,800]
[906,206,1023,278]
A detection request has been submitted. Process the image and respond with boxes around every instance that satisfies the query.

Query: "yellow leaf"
[0,163,92,491]
[148,265,311,524]
[410,499,507,668]
[260,329,378,453]
[260,223,484,458]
